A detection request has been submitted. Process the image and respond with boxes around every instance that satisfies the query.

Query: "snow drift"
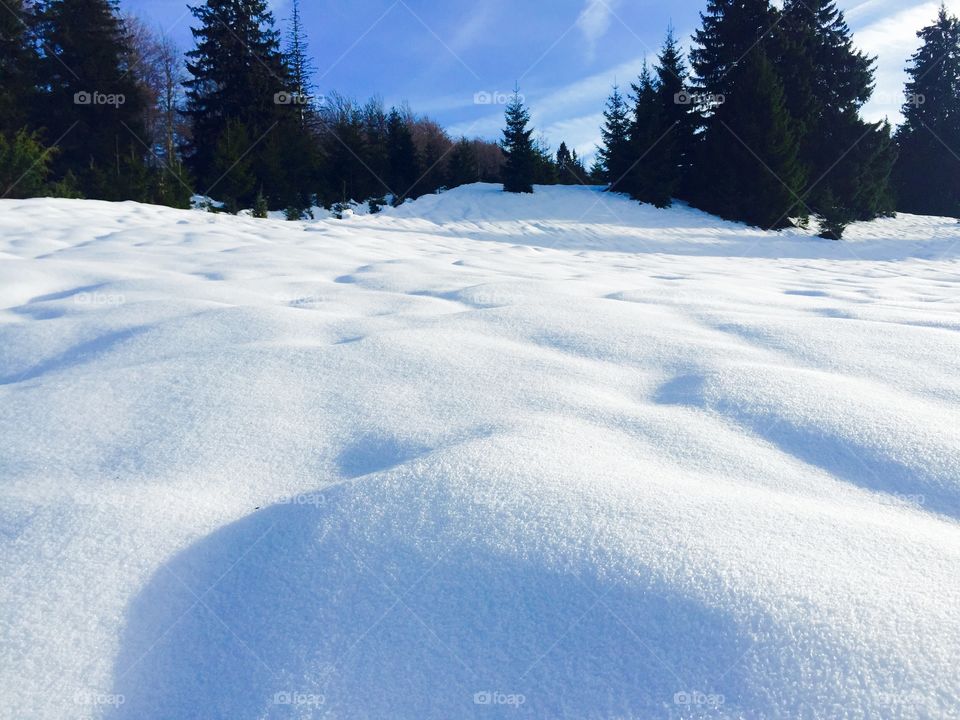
[1,184,958,719]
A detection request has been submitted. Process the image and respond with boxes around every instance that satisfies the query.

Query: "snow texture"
[1,184,958,719]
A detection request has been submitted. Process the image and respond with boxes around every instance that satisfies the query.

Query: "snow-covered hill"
[1,184,958,719]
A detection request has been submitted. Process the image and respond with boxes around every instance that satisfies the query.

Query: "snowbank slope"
[1,185,958,719]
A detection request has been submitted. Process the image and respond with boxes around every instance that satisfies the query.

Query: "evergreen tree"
[500,91,535,193]
[556,141,586,184]
[588,155,607,184]
[654,27,697,199]
[532,134,557,185]
[36,0,150,200]
[0,129,54,198]
[284,0,315,127]
[185,0,294,204]
[416,136,448,196]
[386,107,419,203]
[778,0,895,235]
[627,63,674,208]
[694,49,806,228]
[598,84,631,191]
[894,4,960,217]
[691,0,779,98]
[447,136,479,188]
[210,119,255,212]
[0,0,39,135]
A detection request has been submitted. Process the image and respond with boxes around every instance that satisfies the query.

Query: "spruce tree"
[447,136,479,188]
[778,0,895,235]
[386,108,420,203]
[654,27,696,199]
[598,84,631,192]
[695,49,806,228]
[627,63,674,208]
[691,0,780,98]
[285,0,315,127]
[185,0,293,203]
[0,0,39,135]
[894,4,960,217]
[36,0,150,200]
[500,91,535,194]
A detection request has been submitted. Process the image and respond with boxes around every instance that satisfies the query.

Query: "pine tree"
[598,84,631,192]
[447,136,479,188]
[185,0,293,201]
[556,142,582,184]
[285,0,315,127]
[36,0,150,200]
[627,63,674,208]
[386,107,420,203]
[501,91,535,193]
[532,134,557,185]
[695,49,806,228]
[0,129,54,198]
[894,4,960,217]
[691,0,779,97]
[210,119,255,212]
[778,0,894,235]
[0,0,39,135]
[654,27,697,199]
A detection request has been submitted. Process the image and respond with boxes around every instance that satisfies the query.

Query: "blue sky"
[126,0,959,158]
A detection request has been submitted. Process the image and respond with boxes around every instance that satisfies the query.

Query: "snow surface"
[1,183,959,719]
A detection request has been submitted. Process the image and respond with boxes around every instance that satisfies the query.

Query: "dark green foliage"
[694,49,807,228]
[501,92,535,193]
[386,108,420,203]
[598,85,631,191]
[777,0,894,236]
[531,136,557,185]
[555,142,587,185]
[627,63,675,208]
[0,0,39,134]
[691,0,779,98]
[894,5,960,217]
[253,188,269,217]
[184,0,297,202]
[0,128,54,198]
[210,119,256,212]
[654,27,697,199]
[416,137,448,197]
[447,137,479,188]
[36,0,151,199]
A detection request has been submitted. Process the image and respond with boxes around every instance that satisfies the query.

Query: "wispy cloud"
[854,1,960,124]
[577,0,620,60]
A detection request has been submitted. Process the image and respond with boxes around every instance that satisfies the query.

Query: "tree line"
[1,0,958,234]
[500,1,960,238]
[0,0,512,215]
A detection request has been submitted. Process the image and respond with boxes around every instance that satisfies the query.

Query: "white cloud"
[577,0,620,59]
[853,1,960,124]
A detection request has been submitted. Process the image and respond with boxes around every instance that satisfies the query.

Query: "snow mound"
[1,185,959,719]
